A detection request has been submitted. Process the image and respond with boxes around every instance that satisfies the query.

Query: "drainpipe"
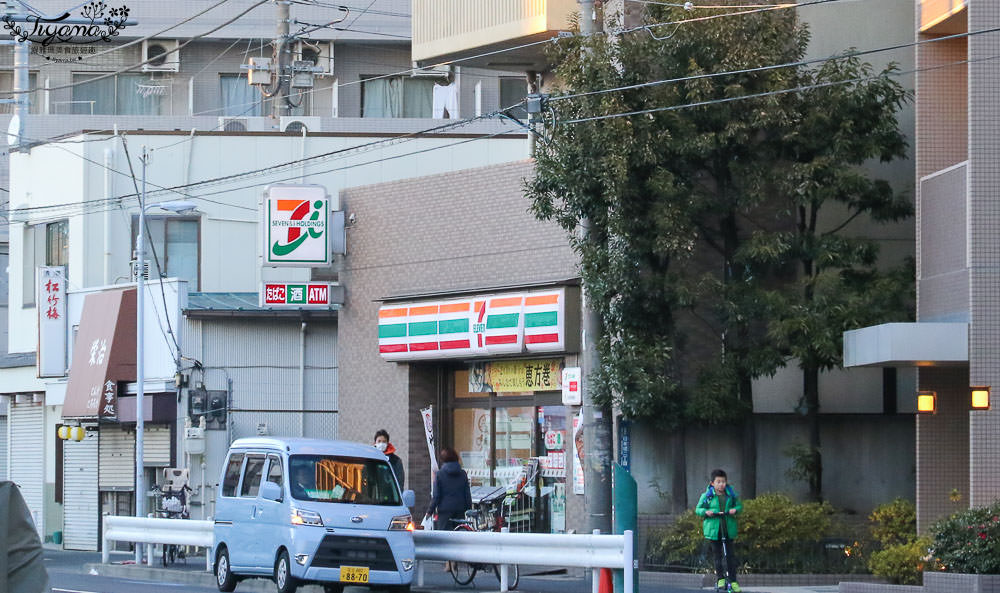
[300,321,307,437]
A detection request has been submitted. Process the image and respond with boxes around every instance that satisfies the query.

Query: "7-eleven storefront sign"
[378,287,577,361]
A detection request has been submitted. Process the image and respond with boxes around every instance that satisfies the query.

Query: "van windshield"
[288,455,401,506]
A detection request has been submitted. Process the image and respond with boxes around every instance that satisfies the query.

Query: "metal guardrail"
[101,516,214,571]
[101,516,636,592]
[413,528,635,593]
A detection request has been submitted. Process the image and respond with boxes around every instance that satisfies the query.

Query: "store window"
[361,76,434,118]
[450,364,569,533]
[71,72,164,115]
[130,216,200,290]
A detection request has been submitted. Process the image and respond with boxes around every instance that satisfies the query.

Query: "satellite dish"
[7,114,21,146]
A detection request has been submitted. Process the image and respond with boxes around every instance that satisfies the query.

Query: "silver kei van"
[213,438,416,593]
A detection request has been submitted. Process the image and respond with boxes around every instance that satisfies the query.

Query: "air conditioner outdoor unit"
[411,63,451,79]
[280,116,321,133]
[219,117,249,132]
[296,40,333,76]
[14,393,31,404]
[219,117,276,132]
[142,39,180,72]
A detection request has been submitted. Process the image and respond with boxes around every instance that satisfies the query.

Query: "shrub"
[646,510,704,569]
[868,537,935,585]
[869,498,917,548]
[647,492,839,574]
[740,493,832,554]
[931,500,1000,574]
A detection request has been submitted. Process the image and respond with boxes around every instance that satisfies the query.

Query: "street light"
[135,146,199,564]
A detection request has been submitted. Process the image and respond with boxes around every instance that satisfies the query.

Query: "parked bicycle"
[154,469,194,566]
[448,481,532,590]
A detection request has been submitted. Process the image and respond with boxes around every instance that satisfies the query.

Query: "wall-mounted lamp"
[971,386,990,410]
[917,391,937,414]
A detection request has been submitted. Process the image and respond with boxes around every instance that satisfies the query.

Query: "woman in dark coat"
[425,448,472,572]
[2,481,49,593]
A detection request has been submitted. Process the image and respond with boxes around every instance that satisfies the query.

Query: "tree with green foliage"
[527,5,912,505]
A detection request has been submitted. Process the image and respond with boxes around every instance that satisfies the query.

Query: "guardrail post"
[102,527,109,564]
[499,527,509,592]
[206,546,212,572]
[592,529,601,593]
[417,560,425,588]
[624,529,634,593]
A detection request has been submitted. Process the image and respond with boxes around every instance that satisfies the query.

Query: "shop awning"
[62,289,136,419]
[843,322,968,368]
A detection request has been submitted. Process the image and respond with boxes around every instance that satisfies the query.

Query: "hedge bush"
[930,500,1000,574]
[869,498,917,548]
[647,492,840,574]
[867,537,934,585]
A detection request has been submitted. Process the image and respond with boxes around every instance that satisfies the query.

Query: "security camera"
[348,212,357,225]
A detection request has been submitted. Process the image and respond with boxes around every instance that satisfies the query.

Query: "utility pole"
[578,0,613,536]
[273,0,291,119]
[6,1,29,147]
[135,147,148,565]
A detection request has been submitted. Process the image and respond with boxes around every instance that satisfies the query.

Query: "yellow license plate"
[340,566,369,583]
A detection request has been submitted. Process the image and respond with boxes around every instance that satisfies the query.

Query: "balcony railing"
[920,0,967,34]
[412,0,577,68]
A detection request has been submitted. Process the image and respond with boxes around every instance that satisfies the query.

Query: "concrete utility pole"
[273,0,291,119]
[6,1,29,146]
[578,0,614,536]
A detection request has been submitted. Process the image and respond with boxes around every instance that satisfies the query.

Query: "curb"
[83,563,453,592]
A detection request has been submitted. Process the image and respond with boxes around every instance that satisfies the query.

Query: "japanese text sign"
[37,266,67,378]
[260,282,337,308]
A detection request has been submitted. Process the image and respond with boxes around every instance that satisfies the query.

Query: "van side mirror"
[402,489,415,508]
[260,480,282,502]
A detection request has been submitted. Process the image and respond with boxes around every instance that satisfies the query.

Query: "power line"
[28,0,238,70]
[555,54,993,125]
[551,25,998,105]
[8,0,271,95]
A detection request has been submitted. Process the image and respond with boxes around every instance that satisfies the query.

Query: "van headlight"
[290,508,324,526]
[389,514,413,531]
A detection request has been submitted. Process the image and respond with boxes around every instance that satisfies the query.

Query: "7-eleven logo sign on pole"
[263,184,331,266]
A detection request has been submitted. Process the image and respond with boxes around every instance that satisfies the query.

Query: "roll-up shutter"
[99,426,134,490]
[9,403,45,536]
[143,425,172,467]
[63,429,99,550]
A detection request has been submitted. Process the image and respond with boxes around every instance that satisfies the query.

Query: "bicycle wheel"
[492,564,519,590]
[451,523,477,586]
[451,561,477,586]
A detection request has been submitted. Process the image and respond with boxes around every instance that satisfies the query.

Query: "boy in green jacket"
[695,469,743,592]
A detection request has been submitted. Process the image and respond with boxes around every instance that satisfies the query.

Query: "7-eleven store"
[377,284,582,534]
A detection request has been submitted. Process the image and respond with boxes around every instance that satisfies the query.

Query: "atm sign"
[261,282,335,308]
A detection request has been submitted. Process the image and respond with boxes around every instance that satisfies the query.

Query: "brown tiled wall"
[915,367,969,531]
[337,159,579,519]
[968,1,1000,510]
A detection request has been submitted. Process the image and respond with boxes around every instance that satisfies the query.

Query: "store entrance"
[449,366,569,533]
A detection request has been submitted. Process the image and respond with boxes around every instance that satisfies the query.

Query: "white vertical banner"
[573,408,585,495]
[421,406,439,491]
[36,266,67,378]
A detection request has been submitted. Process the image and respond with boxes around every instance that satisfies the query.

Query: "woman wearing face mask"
[374,429,405,490]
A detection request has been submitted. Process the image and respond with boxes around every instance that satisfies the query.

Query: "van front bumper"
[291,530,415,585]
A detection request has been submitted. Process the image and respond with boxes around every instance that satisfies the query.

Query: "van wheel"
[215,546,237,592]
[274,550,298,593]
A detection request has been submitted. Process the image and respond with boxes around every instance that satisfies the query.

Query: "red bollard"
[598,567,614,593]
